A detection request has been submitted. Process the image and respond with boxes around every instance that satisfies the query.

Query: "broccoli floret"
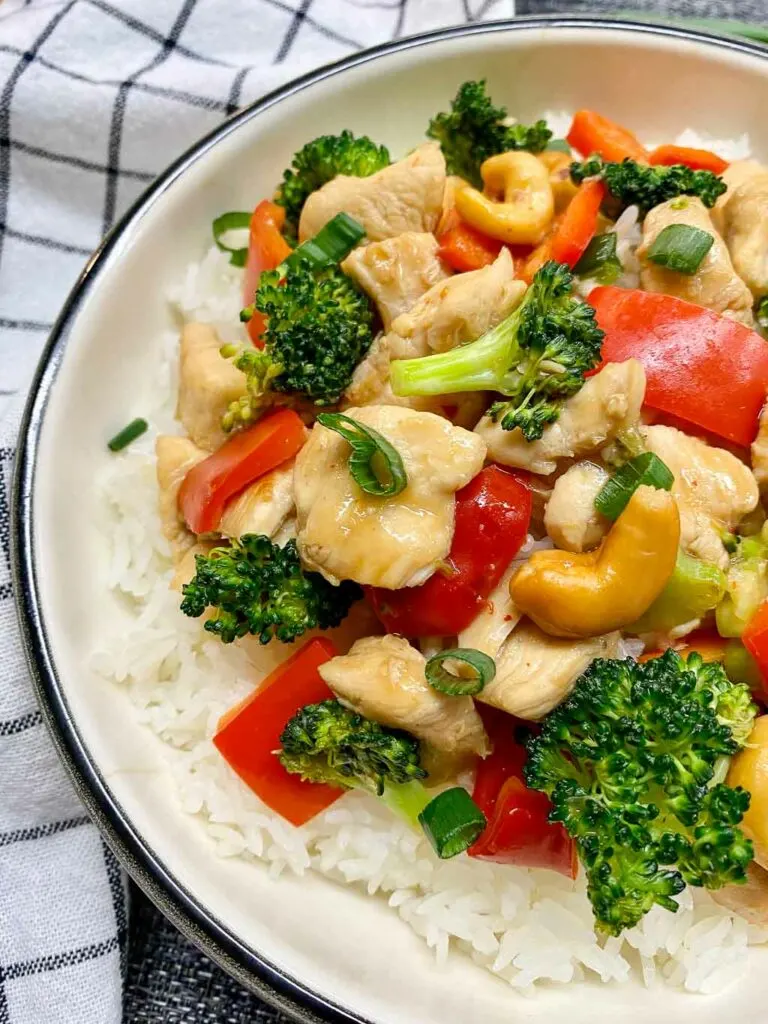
[571,155,727,215]
[524,650,757,935]
[389,261,603,441]
[280,699,427,799]
[230,254,375,425]
[180,534,361,645]
[275,131,390,236]
[427,80,552,188]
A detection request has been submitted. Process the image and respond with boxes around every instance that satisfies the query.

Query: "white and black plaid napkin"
[0,1,764,1022]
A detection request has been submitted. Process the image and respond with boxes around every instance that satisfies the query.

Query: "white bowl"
[13,16,768,1024]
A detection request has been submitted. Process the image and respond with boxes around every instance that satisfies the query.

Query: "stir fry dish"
[137,81,768,942]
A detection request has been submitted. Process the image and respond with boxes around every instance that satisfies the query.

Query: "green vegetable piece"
[724,640,764,692]
[646,223,714,274]
[594,452,674,520]
[573,232,623,284]
[390,261,604,442]
[525,650,757,935]
[107,417,148,452]
[425,648,496,696]
[285,213,365,271]
[716,531,768,638]
[570,155,727,215]
[212,211,251,267]
[180,534,361,644]
[427,80,552,189]
[756,296,768,334]
[546,138,572,154]
[316,412,407,497]
[418,787,487,859]
[630,550,726,634]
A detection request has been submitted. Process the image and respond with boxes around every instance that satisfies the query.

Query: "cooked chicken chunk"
[457,563,521,657]
[177,323,247,451]
[710,863,768,927]
[218,460,296,541]
[299,143,445,243]
[341,232,450,331]
[645,424,759,568]
[713,160,768,298]
[155,435,205,560]
[294,405,486,588]
[475,360,646,476]
[478,623,619,721]
[544,462,610,553]
[638,197,754,325]
[752,403,768,493]
[319,635,489,758]
[170,540,214,592]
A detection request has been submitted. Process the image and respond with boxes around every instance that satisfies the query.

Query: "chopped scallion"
[646,223,714,274]
[212,211,251,267]
[756,295,768,333]
[425,648,495,696]
[594,452,674,520]
[287,212,365,270]
[316,412,407,497]
[107,418,148,452]
[418,787,486,859]
[574,232,622,284]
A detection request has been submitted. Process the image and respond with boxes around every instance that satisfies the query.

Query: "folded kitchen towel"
[0,1,762,1022]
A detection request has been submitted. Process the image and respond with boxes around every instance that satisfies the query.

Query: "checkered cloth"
[0,1,764,1022]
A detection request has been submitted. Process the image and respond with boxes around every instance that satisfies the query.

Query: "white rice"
[93,126,767,995]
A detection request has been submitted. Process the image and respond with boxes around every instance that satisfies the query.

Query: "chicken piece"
[155,435,205,560]
[645,424,759,569]
[638,197,754,325]
[713,160,768,299]
[752,403,768,493]
[319,635,489,758]
[544,462,611,553]
[177,323,247,451]
[457,563,521,657]
[294,405,486,588]
[299,143,446,243]
[341,232,450,331]
[218,460,295,541]
[475,360,646,476]
[170,540,215,592]
[478,622,620,721]
[710,863,768,927]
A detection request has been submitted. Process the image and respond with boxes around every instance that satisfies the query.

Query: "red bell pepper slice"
[242,200,292,346]
[468,709,577,877]
[743,600,768,699]
[590,286,768,447]
[550,179,606,268]
[437,216,504,272]
[178,408,306,534]
[567,110,648,163]
[213,637,343,826]
[368,466,532,637]
[649,144,728,175]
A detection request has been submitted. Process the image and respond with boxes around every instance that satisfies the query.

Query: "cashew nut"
[727,714,768,870]
[454,151,555,245]
[510,485,680,638]
[538,150,580,212]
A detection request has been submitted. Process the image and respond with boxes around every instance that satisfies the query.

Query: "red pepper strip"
[468,709,576,877]
[567,109,649,163]
[368,466,532,637]
[649,144,728,174]
[639,629,727,665]
[518,214,563,284]
[214,638,343,827]
[550,179,606,268]
[178,408,306,534]
[590,286,768,448]
[242,200,292,346]
[743,600,768,699]
[437,218,504,272]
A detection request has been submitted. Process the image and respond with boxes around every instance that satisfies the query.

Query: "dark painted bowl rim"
[11,15,768,1024]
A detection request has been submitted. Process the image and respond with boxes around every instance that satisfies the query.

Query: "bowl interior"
[22,22,768,1024]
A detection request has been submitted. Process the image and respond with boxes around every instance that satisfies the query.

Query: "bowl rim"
[11,14,768,1023]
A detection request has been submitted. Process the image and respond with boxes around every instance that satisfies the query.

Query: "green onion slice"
[107,417,148,452]
[594,452,674,520]
[425,648,496,696]
[574,232,622,283]
[646,223,714,274]
[418,787,487,859]
[287,213,365,271]
[212,211,251,267]
[316,412,407,497]
[756,296,768,333]
[546,138,572,154]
